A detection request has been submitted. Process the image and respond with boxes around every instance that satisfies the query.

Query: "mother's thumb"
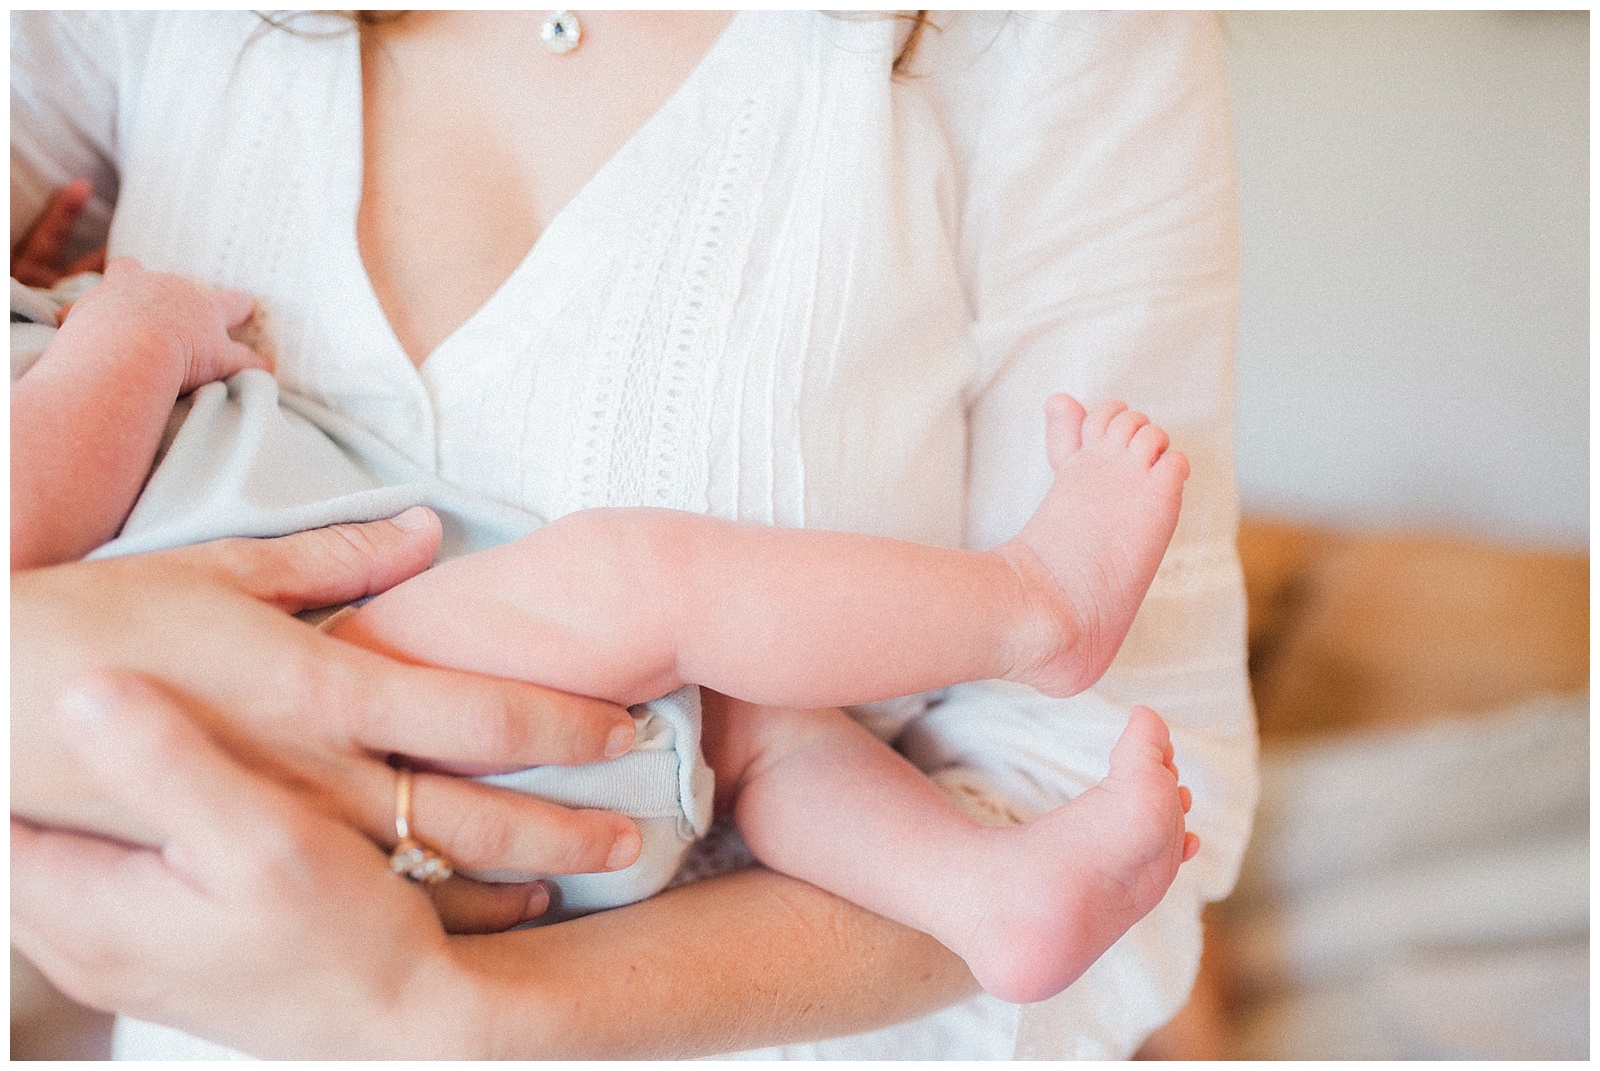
[205,507,443,613]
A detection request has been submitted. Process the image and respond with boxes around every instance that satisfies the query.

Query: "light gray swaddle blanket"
[12,276,713,921]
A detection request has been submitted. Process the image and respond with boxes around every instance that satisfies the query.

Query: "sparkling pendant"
[540,10,582,56]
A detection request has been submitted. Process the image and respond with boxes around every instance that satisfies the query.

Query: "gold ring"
[389,766,453,884]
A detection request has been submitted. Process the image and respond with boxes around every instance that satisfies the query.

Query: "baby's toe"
[1110,705,1171,773]
[1130,423,1170,465]
[1043,394,1087,465]
[1152,448,1190,487]
[1083,399,1129,440]
[1105,408,1150,447]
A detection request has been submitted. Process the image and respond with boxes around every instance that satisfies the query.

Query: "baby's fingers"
[179,338,270,395]
[211,286,258,330]
[220,337,271,376]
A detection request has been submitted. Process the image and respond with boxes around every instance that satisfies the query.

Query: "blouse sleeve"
[9,10,155,256]
[897,12,1257,1058]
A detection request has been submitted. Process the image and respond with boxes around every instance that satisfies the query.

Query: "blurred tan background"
[12,9,1590,1061]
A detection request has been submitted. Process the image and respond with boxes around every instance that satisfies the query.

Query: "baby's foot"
[941,706,1198,1004]
[998,395,1188,698]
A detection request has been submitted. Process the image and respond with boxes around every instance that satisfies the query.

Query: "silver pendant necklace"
[540,10,582,55]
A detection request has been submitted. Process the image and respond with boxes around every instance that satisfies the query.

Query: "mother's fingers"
[428,877,550,934]
[339,650,635,768]
[55,670,348,888]
[188,513,635,766]
[414,772,643,876]
[20,669,462,1051]
[198,509,447,614]
[340,758,642,877]
[10,817,193,1013]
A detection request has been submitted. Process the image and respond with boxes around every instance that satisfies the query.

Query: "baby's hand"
[56,257,270,394]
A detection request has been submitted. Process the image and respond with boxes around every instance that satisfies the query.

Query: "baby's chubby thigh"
[341,510,692,705]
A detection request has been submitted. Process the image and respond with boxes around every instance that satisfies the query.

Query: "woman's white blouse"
[12,10,1257,1060]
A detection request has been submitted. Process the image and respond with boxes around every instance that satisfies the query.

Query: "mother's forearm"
[457,866,978,1058]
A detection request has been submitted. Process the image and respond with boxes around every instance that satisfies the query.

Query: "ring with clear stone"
[389,766,453,884]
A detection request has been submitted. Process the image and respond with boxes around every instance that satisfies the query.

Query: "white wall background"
[1223,11,1588,549]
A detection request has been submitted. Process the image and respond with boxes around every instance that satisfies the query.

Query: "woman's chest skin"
[355,10,734,366]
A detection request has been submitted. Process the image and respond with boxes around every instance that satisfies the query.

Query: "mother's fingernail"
[521,881,552,922]
[605,827,642,871]
[393,506,432,531]
[604,720,637,759]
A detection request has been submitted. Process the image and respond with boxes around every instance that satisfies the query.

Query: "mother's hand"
[11,510,644,929]
[12,670,480,1058]
[14,669,979,1060]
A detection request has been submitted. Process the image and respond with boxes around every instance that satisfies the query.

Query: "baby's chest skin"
[355,10,734,366]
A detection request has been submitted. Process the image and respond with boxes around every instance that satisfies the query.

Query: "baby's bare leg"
[342,394,1187,711]
[703,695,1199,1004]
[339,507,1036,708]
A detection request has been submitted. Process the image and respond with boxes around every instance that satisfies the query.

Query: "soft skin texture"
[341,397,1186,711]
[13,671,981,1059]
[9,512,645,934]
[341,395,1197,1003]
[7,509,983,1053]
[11,257,266,570]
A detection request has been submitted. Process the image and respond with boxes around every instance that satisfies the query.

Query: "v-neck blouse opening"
[340,11,751,380]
